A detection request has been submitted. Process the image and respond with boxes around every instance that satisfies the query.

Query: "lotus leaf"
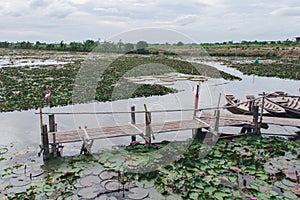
[104,180,120,191]
[128,187,149,200]
[77,186,98,199]
[78,175,100,187]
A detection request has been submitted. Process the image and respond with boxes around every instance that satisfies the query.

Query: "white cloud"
[174,15,198,26]
[271,7,300,16]
[0,0,300,42]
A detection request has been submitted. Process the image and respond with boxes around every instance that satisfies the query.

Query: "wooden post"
[131,106,136,142]
[42,124,50,160]
[145,111,152,146]
[259,92,265,124]
[48,114,58,157]
[252,106,260,135]
[144,104,152,147]
[48,114,55,132]
[193,83,199,117]
[39,108,43,133]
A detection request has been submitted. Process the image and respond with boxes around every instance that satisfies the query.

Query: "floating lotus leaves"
[78,175,100,187]
[81,164,104,176]
[96,195,118,200]
[99,170,117,180]
[128,187,149,200]
[104,180,120,191]
[9,175,31,187]
[77,186,99,199]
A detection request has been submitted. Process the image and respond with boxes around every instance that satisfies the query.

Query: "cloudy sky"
[0,0,300,43]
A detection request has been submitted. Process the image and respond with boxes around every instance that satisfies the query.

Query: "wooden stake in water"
[193,83,200,117]
[39,107,43,133]
[131,106,136,142]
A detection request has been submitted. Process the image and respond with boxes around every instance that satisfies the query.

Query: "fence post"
[259,92,265,124]
[131,106,136,142]
[42,124,50,160]
[48,114,58,157]
[193,83,200,117]
[145,111,152,147]
[252,106,260,135]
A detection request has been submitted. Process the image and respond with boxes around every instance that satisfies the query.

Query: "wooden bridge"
[38,89,300,160]
[39,107,299,160]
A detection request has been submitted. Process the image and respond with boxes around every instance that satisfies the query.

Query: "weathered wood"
[200,112,300,127]
[144,104,152,146]
[194,84,199,117]
[48,114,55,132]
[253,106,260,135]
[131,106,136,142]
[46,111,299,145]
[48,119,210,144]
[42,124,50,160]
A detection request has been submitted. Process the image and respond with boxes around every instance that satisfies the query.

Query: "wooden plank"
[200,112,300,127]
[49,119,210,144]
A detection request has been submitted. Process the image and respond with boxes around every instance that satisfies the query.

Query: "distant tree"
[83,40,96,51]
[177,41,184,46]
[136,41,148,50]
[124,43,134,53]
[60,40,66,50]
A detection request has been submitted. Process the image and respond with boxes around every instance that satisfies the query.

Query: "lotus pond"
[0,52,239,112]
[0,135,299,199]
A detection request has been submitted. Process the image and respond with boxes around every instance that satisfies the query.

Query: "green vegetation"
[229,61,300,80]
[1,135,298,199]
[0,54,239,112]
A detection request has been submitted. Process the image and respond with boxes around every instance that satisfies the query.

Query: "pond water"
[0,60,299,156]
[0,58,70,68]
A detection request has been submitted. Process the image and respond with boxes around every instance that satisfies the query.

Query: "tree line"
[0,40,151,53]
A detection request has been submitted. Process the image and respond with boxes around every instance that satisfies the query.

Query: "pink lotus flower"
[45,85,51,99]
[231,139,236,142]
[268,147,273,151]
[130,141,136,145]
[233,167,240,172]
[250,198,257,200]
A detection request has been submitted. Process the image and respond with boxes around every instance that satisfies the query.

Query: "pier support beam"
[131,106,136,143]
[42,124,50,160]
[252,106,260,135]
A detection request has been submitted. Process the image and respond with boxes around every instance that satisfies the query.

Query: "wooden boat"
[263,98,287,117]
[225,94,251,115]
[225,94,270,115]
[266,96,300,118]
[225,94,283,116]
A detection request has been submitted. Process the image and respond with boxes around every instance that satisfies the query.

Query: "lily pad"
[77,187,98,199]
[99,170,117,180]
[128,187,149,200]
[104,180,120,191]
[78,175,100,187]
[10,175,31,187]
[96,195,118,200]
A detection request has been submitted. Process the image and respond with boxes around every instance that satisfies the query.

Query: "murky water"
[0,60,299,156]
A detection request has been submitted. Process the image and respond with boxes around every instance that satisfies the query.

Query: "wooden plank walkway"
[48,112,299,144]
[49,119,210,144]
[199,112,300,127]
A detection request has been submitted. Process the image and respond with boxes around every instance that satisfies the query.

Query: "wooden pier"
[38,88,300,160]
